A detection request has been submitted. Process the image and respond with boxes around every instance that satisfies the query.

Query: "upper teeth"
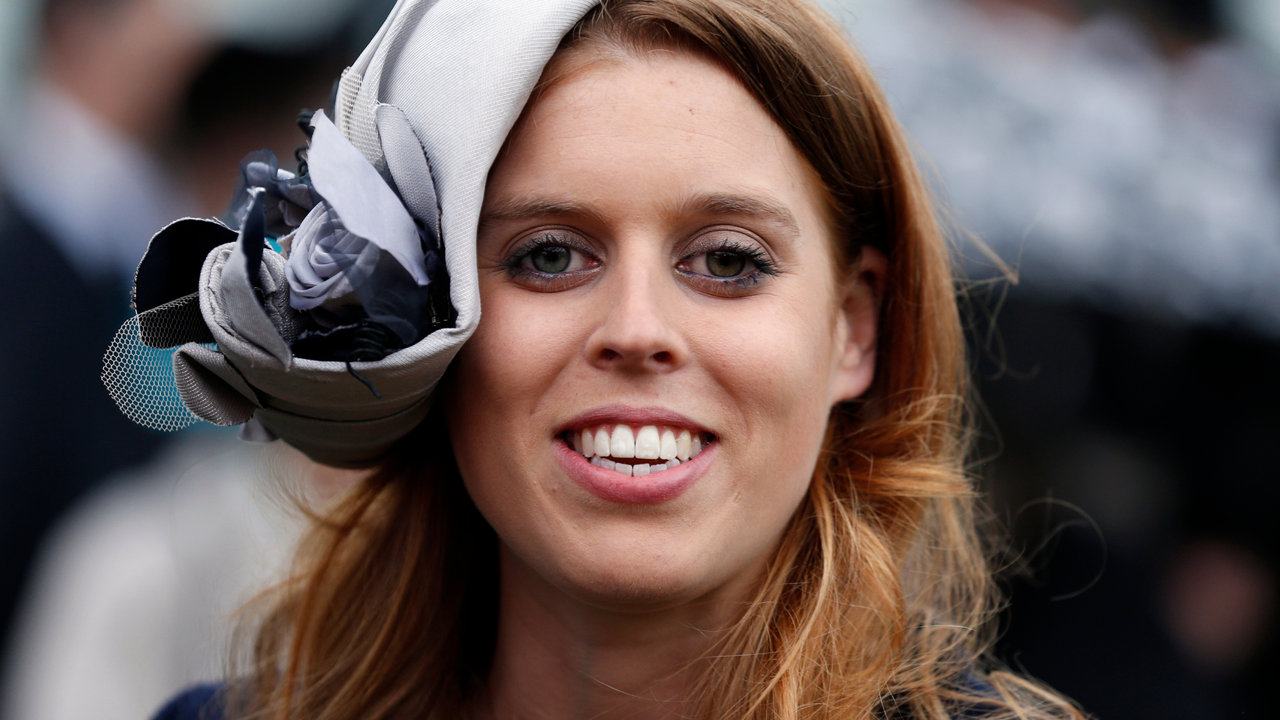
[573,424,706,465]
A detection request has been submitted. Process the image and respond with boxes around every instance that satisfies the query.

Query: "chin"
[557,558,725,611]
[517,524,743,612]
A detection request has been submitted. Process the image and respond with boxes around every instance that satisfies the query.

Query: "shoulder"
[150,684,226,720]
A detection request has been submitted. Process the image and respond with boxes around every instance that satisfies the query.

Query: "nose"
[586,261,689,374]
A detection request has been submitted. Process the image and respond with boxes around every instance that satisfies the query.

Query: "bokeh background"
[0,0,1275,718]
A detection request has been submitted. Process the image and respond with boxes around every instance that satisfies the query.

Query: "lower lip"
[554,439,715,504]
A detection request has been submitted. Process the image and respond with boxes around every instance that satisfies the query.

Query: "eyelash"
[499,231,780,295]
[500,232,599,289]
[676,238,779,292]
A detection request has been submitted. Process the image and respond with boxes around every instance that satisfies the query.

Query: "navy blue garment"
[149,678,1005,719]
[0,192,164,675]
[879,674,1003,719]
[150,684,224,720]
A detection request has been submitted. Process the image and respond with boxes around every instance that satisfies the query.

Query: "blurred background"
[824,0,1280,717]
[0,0,1275,718]
[0,0,385,718]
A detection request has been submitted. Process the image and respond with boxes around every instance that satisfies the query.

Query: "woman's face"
[445,48,880,610]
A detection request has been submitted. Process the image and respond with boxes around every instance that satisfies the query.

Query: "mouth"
[559,424,715,478]
[553,408,718,504]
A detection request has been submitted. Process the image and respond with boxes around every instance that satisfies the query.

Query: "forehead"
[487,48,833,236]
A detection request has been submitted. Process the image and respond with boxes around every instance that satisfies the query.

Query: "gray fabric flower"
[282,200,367,318]
[281,110,439,342]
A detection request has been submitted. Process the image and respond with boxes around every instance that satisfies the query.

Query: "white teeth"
[577,424,706,476]
[635,426,660,459]
[676,429,692,461]
[660,429,677,460]
[610,425,636,458]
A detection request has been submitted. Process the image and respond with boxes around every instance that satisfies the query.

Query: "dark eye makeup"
[675,233,779,297]
[499,230,601,291]
[500,227,780,296]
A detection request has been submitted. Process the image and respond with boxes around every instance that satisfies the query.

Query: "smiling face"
[444,47,880,611]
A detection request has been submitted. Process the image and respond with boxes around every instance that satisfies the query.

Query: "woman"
[135,0,1086,718]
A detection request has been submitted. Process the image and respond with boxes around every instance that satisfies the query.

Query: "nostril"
[652,351,673,364]
[600,349,621,362]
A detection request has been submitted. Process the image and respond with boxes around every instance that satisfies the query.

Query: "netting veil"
[103,0,601,467]
[104,295,207,433]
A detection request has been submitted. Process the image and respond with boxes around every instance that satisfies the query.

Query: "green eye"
[706,250,747,277]
[531,246,571,273]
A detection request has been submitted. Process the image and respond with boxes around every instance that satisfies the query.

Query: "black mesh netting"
[102,293,213,432]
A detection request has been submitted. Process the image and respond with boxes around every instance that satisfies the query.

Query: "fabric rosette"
[105,108,452,466]
[103,0,598,467]
[285,201,365,317]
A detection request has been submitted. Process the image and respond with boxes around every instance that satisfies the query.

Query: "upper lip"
[556,405,712,435]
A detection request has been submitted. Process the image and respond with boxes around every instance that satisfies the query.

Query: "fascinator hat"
[104,0,601,467]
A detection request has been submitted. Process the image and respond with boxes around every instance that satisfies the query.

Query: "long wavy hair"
[232,1,1087,718]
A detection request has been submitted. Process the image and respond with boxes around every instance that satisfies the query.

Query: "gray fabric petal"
[172,343,260,426]
[375,103,440,237]
[218,191,294,367]
[307,110,428,286]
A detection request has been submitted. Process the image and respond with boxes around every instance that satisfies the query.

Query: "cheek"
[455,296,562,400]
[443,284,593,519]
[685,297,840,510]
[447,285,589,427]
[691,296,840,434]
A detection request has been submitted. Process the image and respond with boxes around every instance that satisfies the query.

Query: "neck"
[480,544,755,720]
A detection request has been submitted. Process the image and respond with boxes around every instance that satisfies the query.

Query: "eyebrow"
[478,198,608,235]
[687,192,800,236]
[478,191,801,236]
